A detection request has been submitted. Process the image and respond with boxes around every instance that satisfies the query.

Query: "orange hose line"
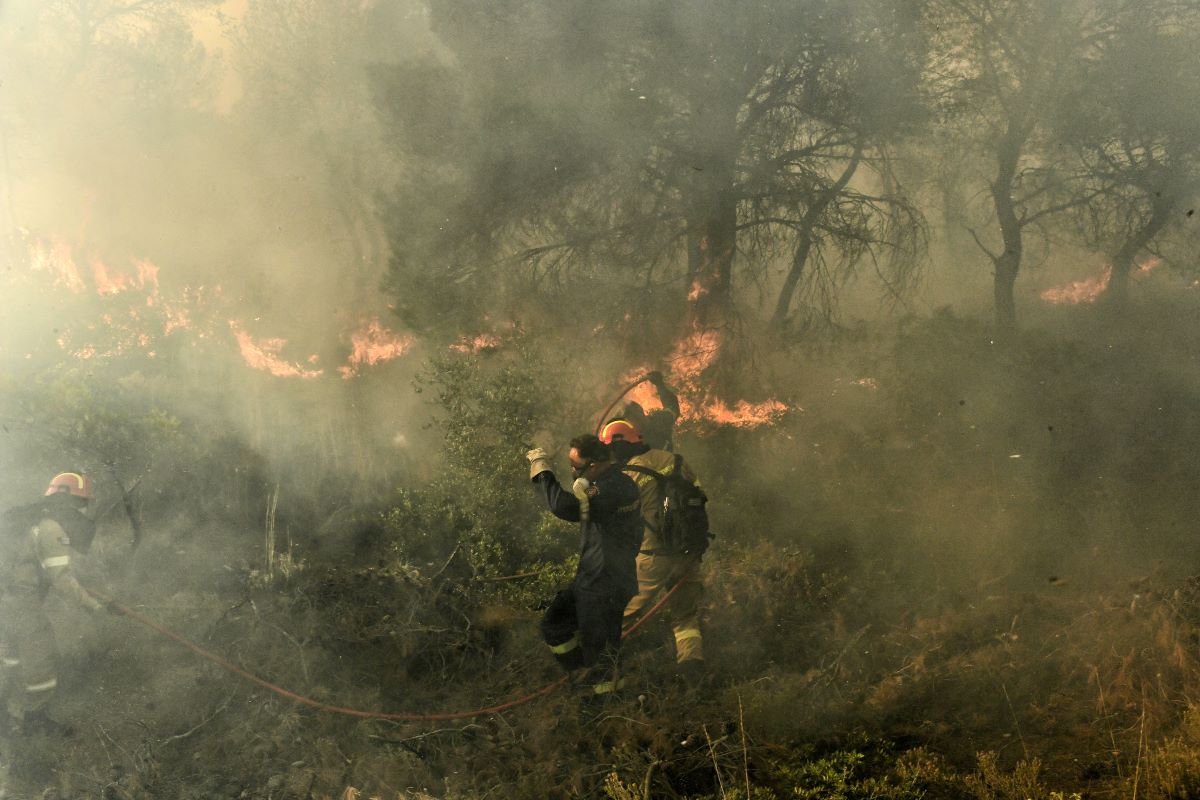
[83,576,684,722]
[594,372,652,436]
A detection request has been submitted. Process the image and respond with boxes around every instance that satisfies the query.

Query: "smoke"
[0,1,445,500]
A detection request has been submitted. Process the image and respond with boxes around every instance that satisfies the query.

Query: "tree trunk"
[770,146,863,331]
[990,126,1026,333]
[1105,196,1173,308]
[685,191,737,332]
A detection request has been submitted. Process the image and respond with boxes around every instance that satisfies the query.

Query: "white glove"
[526,448,553,479]
[571,477,591,522]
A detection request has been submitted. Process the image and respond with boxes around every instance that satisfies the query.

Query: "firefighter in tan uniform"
[600,420,707,682]
[0,472,106,734]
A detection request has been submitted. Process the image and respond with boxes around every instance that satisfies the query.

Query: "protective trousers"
[540,585,630,694]
[622,552,704,664]
[0,591,59,718]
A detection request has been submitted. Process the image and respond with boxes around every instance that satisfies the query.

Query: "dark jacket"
[532,465,642,597]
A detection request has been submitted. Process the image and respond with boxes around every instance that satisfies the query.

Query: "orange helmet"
[599,419,642,445]
[45,472,94,500]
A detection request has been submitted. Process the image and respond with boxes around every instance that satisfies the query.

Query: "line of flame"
[230,322,323,379]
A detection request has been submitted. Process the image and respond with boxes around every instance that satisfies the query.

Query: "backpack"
[623,454,712,557]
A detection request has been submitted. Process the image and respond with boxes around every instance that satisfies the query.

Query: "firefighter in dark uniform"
[600,419,707,683]
[526,435,642,697]
[0,472,106,734]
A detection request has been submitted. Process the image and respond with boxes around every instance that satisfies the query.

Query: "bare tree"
[1066,12,1200,305]
[931,0,1132,331]
[380,0,928,366]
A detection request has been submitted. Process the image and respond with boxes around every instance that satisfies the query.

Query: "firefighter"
[611,370,681,451]
[600,419,707,683]
[526,435,642,698]
[0,472,110,735]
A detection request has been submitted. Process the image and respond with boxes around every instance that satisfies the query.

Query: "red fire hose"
[594,372,654,437]
[79,378,691,720]
[83,577,685,722]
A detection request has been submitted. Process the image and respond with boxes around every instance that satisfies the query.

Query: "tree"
[1066,10,1200,305]
[931,0,1124,331]
[379,0,928,368]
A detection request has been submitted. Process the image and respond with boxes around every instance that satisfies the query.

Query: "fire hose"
[82,578,685,722]
[74,377,688,721]
[594,371,655,437]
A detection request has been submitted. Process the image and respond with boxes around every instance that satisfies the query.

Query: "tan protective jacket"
[14,518,102,611]
[621,448,700,553]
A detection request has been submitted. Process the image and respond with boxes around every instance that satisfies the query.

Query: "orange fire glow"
[30,239,86,292]
[134,258,161,289]
[339,318,413,378]
[622,368,665,413]
[693,397,789,427]
[449,333,502,354]
[91,259,135,295]
[618,323,792,430]
[1136,257,1162,276]
[1042,257,1164,305]
[1041,268,1112,304]
[667,325,722,382]
[231,322,323,379]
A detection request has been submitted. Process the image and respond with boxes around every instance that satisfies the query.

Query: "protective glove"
[571,477,591,500]
[571,477,592,522]
[526,447,553,480]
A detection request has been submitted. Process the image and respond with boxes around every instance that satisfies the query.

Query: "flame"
[1041,267,1111,304]
[230,322,323,379]
[667,325,722,382]
[687,279,708,302]
[1042,257,1164,304]
[1136,257,1162,276]
[134,258,161,290]
[29,239,85,292]
[91,258,135,295]
[619,323,792,429]
[694,397,788,427]
[622,368,665,413]
[339,318,413,378]
[449,333,502,353]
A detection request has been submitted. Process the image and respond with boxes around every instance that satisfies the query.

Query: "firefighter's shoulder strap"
[621,462,667,533]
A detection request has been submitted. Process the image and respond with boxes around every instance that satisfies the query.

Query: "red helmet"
[45,472,94,500]
[599,419,642,445]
